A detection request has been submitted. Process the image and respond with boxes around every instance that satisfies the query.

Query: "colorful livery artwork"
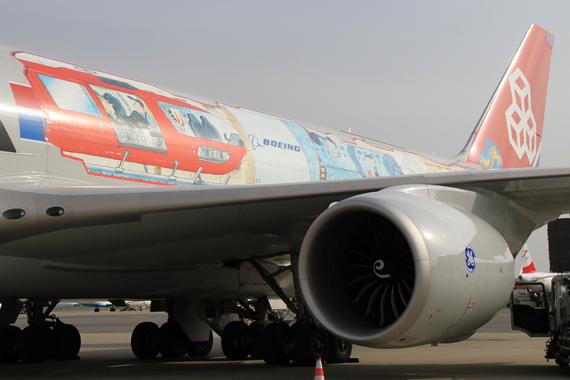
[10,51,474,186]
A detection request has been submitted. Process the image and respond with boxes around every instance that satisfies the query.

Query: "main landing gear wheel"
[131,322,160,359]
[325,334,352,363]
[221,321,249,360]
[262,322,293,365]
[187,330,214,357]
[0,325,21,363]
[16,325,50,363]
[293,323,329,366]
[52,324,81,360]
[158,321,189,359]
[248,320,272,359]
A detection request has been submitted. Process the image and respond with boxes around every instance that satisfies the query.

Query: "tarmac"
[3,307,569,379]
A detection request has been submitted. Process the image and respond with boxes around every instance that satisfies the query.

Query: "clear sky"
[1,0,569,274]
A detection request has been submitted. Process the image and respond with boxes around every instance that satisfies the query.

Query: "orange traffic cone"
[314,357,324,380]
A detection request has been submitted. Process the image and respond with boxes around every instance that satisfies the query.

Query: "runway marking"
[386,374,443,378]
[106,364,136,368]
[387,372,442,380]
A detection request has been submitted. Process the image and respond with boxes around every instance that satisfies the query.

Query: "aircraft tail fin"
[460,24,553,169]
[519,244,538,276]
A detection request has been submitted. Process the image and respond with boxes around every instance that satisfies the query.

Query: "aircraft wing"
[1,166,569,271]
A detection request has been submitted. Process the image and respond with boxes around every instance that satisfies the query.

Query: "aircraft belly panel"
[0,255,240,299]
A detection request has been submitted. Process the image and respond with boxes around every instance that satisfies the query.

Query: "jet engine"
[298,185,514,348]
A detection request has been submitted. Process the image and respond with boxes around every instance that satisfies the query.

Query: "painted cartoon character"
[99,94,119,121]
[365,154,381,177]
[382,153,403,176]
[324,137,341,159]
[479,138,503,169]
[168,107,186,132]
[127,95,153,127]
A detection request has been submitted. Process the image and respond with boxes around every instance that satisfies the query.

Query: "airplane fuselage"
[2,49,484,189]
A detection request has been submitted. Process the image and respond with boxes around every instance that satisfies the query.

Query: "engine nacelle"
[299,185,514,348]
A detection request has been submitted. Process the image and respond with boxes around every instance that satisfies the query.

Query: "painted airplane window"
[38,74,102,117]
[157,101,245,147]
[91,85,167,152]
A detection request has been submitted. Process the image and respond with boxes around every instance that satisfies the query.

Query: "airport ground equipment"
[511,275,570,368]
[547,219,570,272]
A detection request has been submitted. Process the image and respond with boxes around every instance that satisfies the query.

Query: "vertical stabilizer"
[463,24,553,169]
[519,244,538,276]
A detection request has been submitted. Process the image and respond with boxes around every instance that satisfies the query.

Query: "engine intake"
[337,212,415,328]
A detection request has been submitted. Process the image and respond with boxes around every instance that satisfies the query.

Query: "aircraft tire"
[187,330,213,357]
[221,321,248,360]
[261,322,292,365]
[131,322,159,359]
[0,325,21,363]
[325,333,352,363]
[292,323,329,366]
[52,324,81,360]
[16,325,50,363]
[247,320,272,359]
[158,321,189,359]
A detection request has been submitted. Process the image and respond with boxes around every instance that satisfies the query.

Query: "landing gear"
[0,325,21,363]
[219,318,351,365]
[262,322,293,365]
[326,334,352,364]
[158,321,189,359]
[187,330,214,357]
[221,321,249,360]
[52,324,81,361]
[14,300,81,363]
[131,318,214,360]
[218,254,353,365]
[292,323,329,365]
[131,322,159,359]
[16,325,50,363]
[248,320,272,359]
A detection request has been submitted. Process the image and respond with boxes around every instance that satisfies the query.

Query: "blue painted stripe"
[18,113,45,141]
